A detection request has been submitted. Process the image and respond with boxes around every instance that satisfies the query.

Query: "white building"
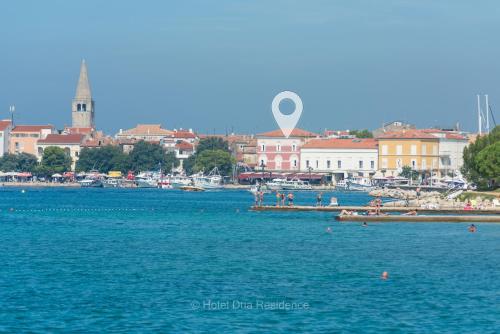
[422,130,469,174]
[36,134,85,170]
[0,120,12,157]
[300,138,378,181]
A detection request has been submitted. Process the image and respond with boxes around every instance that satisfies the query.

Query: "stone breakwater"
[370,188,499,210]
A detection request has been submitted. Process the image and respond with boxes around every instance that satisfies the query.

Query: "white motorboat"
[336,177,374,192]
[192,167,223,189]
[102,178,122,188]
[79,178,103,188]
[169,175,192,188]
[136,172,160,188]
[266,178,312,191]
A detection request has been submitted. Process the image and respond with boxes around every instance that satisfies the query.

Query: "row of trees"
[1,139,236,177]
[0,147,71,177]
[76,141,179,173]
[462,126,499,189]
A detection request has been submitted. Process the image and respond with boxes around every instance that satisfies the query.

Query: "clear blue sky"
[1,0,499,134]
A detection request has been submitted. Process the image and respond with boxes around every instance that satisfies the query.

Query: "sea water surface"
[0,188,498,333]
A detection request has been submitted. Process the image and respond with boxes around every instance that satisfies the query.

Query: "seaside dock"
[335,215,500,223]
[251,205,500,215]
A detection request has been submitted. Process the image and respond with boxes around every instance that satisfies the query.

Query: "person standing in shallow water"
[275,191,281,207]
[316,192,323,207]
[259,191,264,207]
[280,192,285,206]
[287,193,294,206]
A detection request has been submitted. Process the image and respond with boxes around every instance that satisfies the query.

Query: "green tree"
[350,129,373,138]
[196,137,229,154]
[36,146,72,177]
[128,141,179,173]
[0,154,20,171]
[399,165,419,180]
[183,154,196,175]
[193,149,235,176]
[76,146,130,173]
[475,141,500,187]
[16,153,38,172]
[0,153,38,172]
[462,126,500,189]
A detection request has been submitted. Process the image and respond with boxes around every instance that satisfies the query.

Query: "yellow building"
[377,130,439,176]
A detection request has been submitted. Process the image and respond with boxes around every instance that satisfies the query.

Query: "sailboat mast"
[477,94,482,135]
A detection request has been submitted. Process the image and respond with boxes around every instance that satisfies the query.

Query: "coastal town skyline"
[2,1,499,134]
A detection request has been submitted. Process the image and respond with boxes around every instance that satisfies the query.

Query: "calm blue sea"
[0,188,498,333]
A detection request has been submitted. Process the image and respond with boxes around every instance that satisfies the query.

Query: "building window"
[381,145,388,155]
[370,161,374,169]
[382,158,388,168]
[411,145,417,155]
[396,159,402,168]
[277,144,281,152]
[422,145,427,155]
[411,160,416,169]
[327,160,331,169]
[76,151,79,157]
[293,160,297,167]
[292,144,296,151]
[261,144,265,152]
[82,104,87,111]
[260,159,265,167]
[306,160,310,168]
[396,145,403,155]
[315,160,319,168]
[77,104,82,111]
[15,142,19,149]
[337,160,341,168]
[359,160,363,169]
[38,147,43,155]
[422,159,427,169]
[433,145,438,155]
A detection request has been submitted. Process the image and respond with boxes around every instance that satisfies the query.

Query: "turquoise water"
[1,188,499,333]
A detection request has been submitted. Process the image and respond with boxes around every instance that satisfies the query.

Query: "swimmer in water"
[381,271,389,280]
[326,227,332,233]
[362,222,368,227]
[468,224,477,233]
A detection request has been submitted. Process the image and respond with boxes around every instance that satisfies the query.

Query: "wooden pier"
[251,205,500,215]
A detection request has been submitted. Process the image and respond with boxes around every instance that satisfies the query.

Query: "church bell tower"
[72,60,95,129]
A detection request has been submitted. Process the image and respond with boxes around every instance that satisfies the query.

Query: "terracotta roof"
[420,129,467,140]
[12,125,53,132]
[257,128,320,138]
[38,134,85,145]
[175,141,194,150]
[0,120,11,131]
[376,130,438,139]
[173,130,196,138]
[445,133,467,140]
[120,124,173,136]
[302,138,378,149]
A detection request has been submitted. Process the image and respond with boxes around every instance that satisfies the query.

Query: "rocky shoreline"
[370,188,499,210]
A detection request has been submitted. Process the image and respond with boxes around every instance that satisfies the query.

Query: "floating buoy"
[326,227,332,233]
[381,271,389,280]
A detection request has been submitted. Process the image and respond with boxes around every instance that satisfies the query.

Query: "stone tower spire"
[72,59,95,129]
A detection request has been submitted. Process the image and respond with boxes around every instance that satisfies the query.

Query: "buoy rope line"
[1,208,157,213]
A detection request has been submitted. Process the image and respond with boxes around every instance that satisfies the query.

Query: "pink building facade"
[256,128,319,171]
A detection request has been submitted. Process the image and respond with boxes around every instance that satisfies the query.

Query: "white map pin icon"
[272,91,303,138]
